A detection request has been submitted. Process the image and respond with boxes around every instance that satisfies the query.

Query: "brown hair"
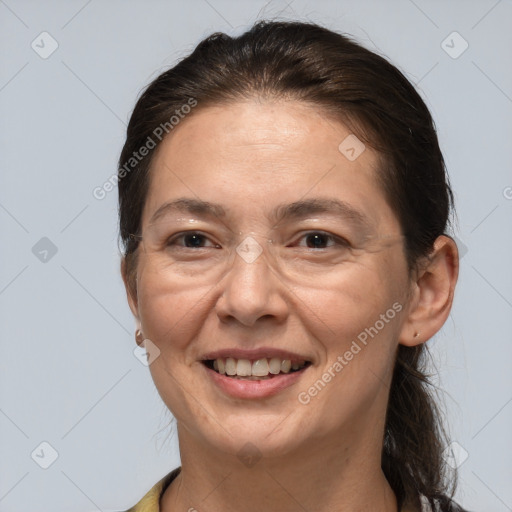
[118,20,465,512]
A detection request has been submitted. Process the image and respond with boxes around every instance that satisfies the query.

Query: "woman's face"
[125,99,413,458]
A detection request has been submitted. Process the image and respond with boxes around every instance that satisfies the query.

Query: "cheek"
[136,263,210,354]
[135,268,211,422]
[294,283,401,432]
[297,260,400,340]
[293,259,404,401]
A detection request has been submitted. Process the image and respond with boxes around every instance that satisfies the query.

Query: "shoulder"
[121,467,182,512]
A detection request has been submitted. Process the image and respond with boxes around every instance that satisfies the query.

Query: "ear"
[120,256,140,326]
[398,235,459,346]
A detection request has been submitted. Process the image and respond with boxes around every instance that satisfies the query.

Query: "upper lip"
[201,347,313,364]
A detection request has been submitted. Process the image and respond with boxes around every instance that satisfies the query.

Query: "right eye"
[166,231,220,249]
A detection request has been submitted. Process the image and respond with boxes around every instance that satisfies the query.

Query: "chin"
[176,409,305,460]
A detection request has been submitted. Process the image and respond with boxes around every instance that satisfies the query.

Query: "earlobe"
[398,235,459,347]
[135,328,145,346]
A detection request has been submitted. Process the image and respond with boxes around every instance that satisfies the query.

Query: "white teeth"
[225,357,237,376]
[268,357,281,375]
[236,359,252,376]
[281,360,292,373]
[210,357,307,377]
[252,358,269,376]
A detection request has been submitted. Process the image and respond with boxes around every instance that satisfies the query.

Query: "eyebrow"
[149,197,227,225]
[271,197,371,229]
[148,197,372,230]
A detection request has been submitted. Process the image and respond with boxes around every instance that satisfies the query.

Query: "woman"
[118,20,467,512]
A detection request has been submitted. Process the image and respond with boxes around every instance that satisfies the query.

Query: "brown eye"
[183,233,206,248]
[305,233,331,249]
[167,232,219,249]
[295,231,349,249]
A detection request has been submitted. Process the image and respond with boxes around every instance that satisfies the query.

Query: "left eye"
[294,232,349,249]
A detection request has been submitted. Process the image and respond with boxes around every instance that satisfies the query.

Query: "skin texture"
[122,99,459,512]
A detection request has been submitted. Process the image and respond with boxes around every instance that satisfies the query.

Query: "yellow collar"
[126,468,181,512]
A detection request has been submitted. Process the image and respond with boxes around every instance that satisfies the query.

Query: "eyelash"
[165,231,350,250]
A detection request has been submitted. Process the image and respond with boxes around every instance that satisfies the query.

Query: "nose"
[214,237,289,328]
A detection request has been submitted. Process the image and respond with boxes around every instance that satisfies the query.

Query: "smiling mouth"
[202,357,312,380]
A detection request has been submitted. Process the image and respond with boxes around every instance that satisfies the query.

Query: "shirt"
[124,467,181,512]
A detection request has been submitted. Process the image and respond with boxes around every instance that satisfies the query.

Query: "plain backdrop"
[1,1,511,511]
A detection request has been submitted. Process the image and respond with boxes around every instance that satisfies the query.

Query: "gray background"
[1,0,511,511]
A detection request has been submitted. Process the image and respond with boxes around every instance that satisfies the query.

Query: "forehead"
[155,99,361,163]
[143,99,397,233]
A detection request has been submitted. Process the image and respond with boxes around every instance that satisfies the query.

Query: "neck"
[161,424,398,512]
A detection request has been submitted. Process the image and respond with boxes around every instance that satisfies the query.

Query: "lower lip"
[203,364,309,399]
